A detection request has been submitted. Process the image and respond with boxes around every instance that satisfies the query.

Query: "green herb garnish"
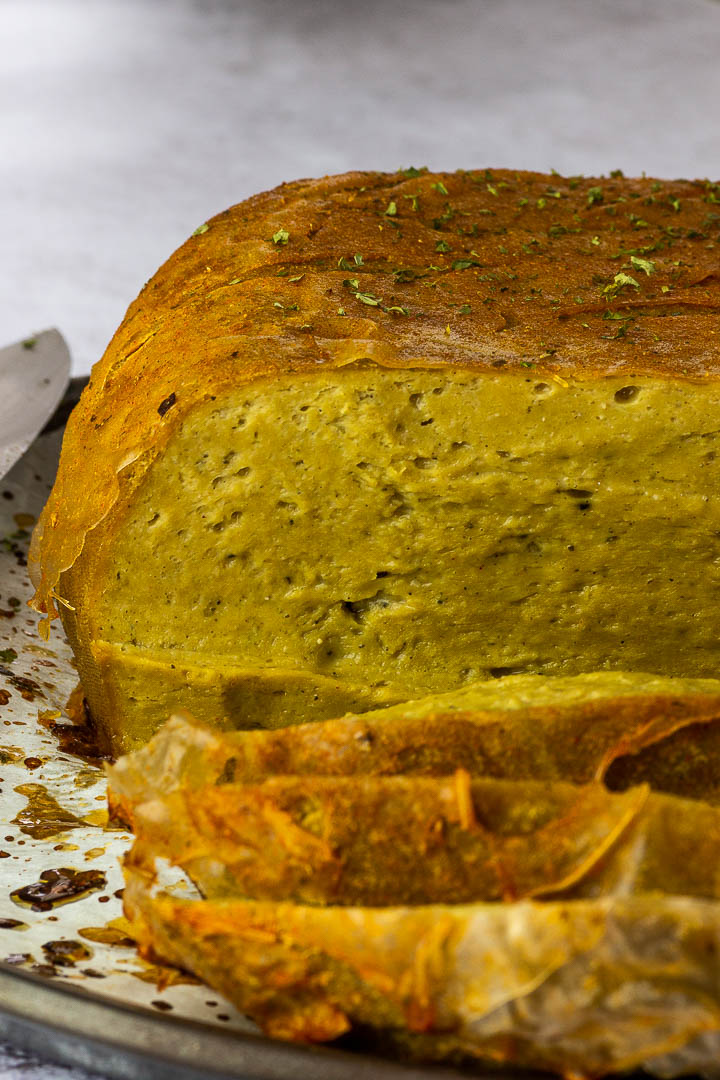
[630,255,656,276]
[603,311,635,339]
[603,272,640,297]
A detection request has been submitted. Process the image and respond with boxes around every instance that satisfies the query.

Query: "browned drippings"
[0,746,24,765]
[41,939,92,967]
[78,924,135,948]
[13,513,36,530]
[0,918,27,930]
[74,767,103,790]
[37,709,62,723]
[41,685,110,767]
[0,669,41,703]
[11,784,85,839]
[31,963,58,977]
[11,867,107,911]
[130,959,200,988]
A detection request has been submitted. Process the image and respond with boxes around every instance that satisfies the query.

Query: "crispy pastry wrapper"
[113,699,720,1073]
[126,774,720,906]
[123,853,720,1077]
[106,688,720,826]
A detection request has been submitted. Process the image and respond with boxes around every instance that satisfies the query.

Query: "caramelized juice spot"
[11,867,107,911]
[78,924,135,948]
[41,939,93,966]
[11,784,84,839]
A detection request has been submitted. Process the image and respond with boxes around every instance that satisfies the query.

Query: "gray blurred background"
[2,0,720,375]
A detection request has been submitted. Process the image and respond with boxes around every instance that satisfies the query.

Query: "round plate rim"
[0,959,498,1080]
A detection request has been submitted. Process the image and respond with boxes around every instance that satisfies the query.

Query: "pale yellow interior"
[93,367,720,708]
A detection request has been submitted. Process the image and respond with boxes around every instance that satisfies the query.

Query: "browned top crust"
[29,168,720,623]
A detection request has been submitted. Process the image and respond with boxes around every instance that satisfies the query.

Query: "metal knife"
[0,329,71,481]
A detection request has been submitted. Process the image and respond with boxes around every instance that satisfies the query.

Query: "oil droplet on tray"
[11,867,107,911]
[11,784,85,839]
[41,939,93,967]
[78,924,135,948]
[42,684,110,767]
[0,746,24,765]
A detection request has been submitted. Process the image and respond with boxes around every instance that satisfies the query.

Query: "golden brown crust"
[129,777,662,906]
[122,862,720,1073]
[105,689,720,828]
[30,168,720,624]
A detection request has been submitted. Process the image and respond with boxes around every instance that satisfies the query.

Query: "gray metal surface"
[0,964,491,1080]
[0,329,70,480]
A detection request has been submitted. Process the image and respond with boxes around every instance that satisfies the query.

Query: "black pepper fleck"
[157,393,177,417]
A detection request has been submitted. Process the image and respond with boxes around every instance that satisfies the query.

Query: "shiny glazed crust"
[29,168,720,625]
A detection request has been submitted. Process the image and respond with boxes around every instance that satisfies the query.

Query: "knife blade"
[0,329,71,481]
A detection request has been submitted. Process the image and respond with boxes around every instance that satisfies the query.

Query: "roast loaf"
[29,169,720,753]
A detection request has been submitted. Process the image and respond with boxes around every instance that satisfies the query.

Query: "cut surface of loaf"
[30,169,720,752]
